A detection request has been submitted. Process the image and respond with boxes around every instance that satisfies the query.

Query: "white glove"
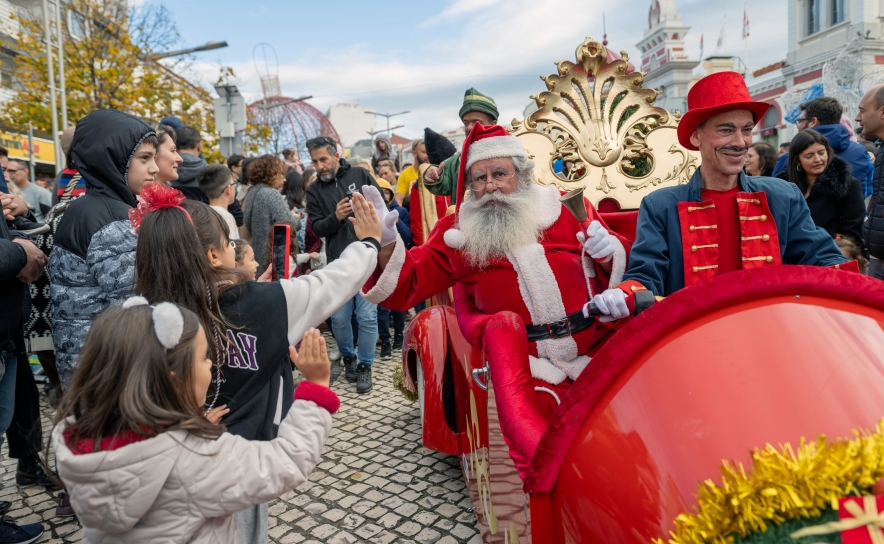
[576,220,615,262]
[585,289,629,323]
[361,185,399,247]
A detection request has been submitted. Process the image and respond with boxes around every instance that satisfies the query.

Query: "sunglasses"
[306,136,337,147]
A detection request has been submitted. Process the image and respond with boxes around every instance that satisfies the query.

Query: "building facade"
[326,103,377,149]
[636,0,699,114]
[748,0,884,147]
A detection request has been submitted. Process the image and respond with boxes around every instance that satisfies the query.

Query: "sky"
[160,0,788,140]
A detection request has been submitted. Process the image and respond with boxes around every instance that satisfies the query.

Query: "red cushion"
[600,211,639,244]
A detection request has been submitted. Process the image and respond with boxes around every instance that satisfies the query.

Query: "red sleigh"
[394,39,880,543]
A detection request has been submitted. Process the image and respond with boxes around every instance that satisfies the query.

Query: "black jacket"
[865,145,884,259]
[794,156,865,245]
[0,217,27,351]
[306,159,379,263]
[172,153,243,226]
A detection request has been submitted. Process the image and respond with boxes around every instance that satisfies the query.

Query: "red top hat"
[676,71,770,151]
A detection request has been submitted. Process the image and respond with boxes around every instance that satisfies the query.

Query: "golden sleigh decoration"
[510,38,700,211]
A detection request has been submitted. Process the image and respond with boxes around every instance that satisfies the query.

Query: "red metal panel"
[403,306,460,455]
[549,296,884,543]
[794,68,823,85]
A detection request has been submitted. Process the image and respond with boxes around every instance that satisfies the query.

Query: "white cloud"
[182,0,788,140]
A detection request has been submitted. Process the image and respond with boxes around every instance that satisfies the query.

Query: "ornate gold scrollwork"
[511,37,701,210]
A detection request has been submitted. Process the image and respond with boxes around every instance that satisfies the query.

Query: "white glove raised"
[576,220,615,262]
[361,185,399,247]
[584,289,629,323]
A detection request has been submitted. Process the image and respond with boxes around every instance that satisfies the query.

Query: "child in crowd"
[197,165,239,240]
[374,179,410,356]
[835,235,869,274]
[50,110,159,389]
[53,298,339,543]
[234,239,259,280]
[133,185,382,543]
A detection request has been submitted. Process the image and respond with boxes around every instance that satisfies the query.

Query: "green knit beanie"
[458,88,499,122]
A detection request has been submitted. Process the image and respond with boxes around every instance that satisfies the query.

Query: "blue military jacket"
[623,169,847,296]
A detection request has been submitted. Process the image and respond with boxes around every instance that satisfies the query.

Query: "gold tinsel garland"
[393,364,418,402]
[653,420,884,544]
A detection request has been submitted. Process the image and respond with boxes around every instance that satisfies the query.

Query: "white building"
[326,103,377,148]
[636,0,699,114]
[748,0,884,147]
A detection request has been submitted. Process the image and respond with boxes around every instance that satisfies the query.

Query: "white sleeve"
[182,399,332,517]
[278,241,378,345]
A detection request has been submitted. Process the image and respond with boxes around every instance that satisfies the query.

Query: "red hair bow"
[128,183,191,233]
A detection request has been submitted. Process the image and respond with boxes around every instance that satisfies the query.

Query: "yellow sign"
[0,133,56,165]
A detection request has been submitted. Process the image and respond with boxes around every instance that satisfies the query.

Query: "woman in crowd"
[242,155,299,271]
[787,129,865,245]
[745,141,777,177]
[153,123,183,185]
[235,156,256,203]
[283,170,307,211]
[53,296,339,544]
[133,185,382,543]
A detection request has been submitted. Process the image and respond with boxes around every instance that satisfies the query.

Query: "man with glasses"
[772,98,873,197]
[358,123,629,475]
[7,160,50,223]
[305,136,383,394]
[858,85,884,279]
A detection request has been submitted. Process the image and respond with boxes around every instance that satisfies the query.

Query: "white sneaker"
[328,349,341,361]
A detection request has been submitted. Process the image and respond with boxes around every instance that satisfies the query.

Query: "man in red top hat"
[356,123,630,476]
[589,71,850,317]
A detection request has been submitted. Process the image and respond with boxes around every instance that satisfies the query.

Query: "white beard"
[457,184,541,269]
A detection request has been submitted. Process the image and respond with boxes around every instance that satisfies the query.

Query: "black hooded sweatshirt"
[50,110,156,388]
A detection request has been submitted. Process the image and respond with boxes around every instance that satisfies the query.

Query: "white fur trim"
[532,184,562,230]
[363,235,406,304]
[465,135,527,171]
[444,228,464,249]
[529,356,567,385]
[608,236,627,287]
[122,296,149,309]
[508,241,581,372]
[534,386,562,405]
[563,355,591,381]
[152,302,184,350]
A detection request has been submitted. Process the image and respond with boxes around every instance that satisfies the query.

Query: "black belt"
[525,309,594,342]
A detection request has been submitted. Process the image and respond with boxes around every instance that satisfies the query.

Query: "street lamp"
[153,40,229,60]
[256,95,313,111]
[366,110,409,135]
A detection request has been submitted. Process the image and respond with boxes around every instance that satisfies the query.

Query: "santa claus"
[354,123,631,474]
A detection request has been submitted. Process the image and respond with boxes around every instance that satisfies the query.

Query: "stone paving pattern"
[1,331,482,543]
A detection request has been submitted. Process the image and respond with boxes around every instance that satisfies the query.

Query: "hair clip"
[128,183,193,233]
[121,296,185,350]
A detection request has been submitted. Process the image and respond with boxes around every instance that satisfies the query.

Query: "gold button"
[762,235,770,241]
[760,215,767,222]
[754,199,760,205]
[631,286,638,292]
[691,245,697,252]
[689,226,695,232]
[688,208,693,213]
[766,256,773,263]
[692,266,699,273]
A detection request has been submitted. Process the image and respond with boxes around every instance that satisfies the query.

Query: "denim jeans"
[0,349,19,454]
[331,295,378,366]
[377,307,405,343]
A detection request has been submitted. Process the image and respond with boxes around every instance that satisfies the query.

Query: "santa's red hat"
[676,71,770,151]
[456,123,528,211]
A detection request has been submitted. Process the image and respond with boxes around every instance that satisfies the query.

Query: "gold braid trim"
[652,419,884,544]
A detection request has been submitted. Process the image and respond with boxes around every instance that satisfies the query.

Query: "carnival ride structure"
[250,43,340,159]
[395,38,882,543]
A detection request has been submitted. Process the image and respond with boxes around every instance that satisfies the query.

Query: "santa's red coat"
[363,183,631,475]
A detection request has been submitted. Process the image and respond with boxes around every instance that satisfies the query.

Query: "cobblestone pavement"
[1,331,481,543]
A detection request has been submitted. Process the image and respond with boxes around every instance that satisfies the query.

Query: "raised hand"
[360,185,398,246]
[576,220,616,262]
[290,328,330,387]
[349,191,383,243]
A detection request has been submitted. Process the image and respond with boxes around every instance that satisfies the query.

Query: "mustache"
[720,146,748,153]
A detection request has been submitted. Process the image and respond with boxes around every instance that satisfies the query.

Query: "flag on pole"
[742,8,750,39]
[715,18,726,53]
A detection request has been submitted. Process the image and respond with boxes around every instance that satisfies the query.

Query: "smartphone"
[271,224,291,281]
[295,208,305,214]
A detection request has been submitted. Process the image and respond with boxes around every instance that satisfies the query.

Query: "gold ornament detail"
[653,419,884,544]
[510,37,701,210]
[393,363,418,402]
